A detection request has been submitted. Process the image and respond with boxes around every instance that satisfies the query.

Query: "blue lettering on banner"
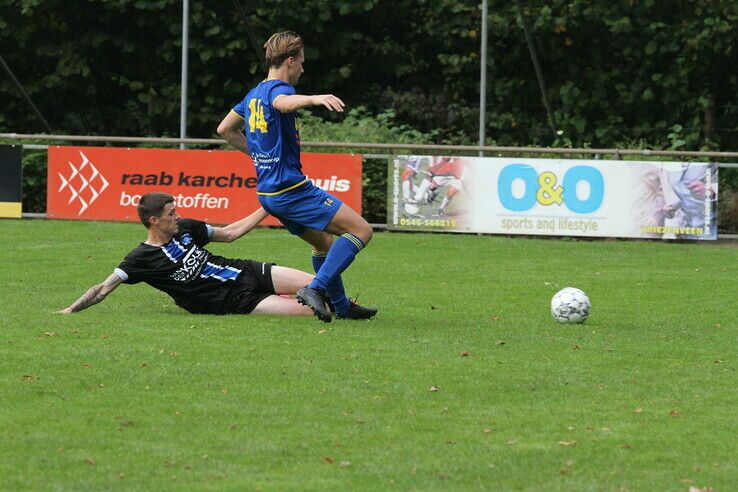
[497,164,538,212]
[498,164,604,214]
[561,166,604,214]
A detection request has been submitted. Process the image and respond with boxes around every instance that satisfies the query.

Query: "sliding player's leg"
[251,295,314,316]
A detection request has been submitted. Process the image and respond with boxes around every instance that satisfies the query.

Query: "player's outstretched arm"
[217,111,251,156]
[273,94,345,113]
[57,273,123,314]
[211,207,270,243]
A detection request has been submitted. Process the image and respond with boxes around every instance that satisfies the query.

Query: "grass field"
[1,219,736,491]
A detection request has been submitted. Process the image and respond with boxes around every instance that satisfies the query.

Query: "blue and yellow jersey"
[232,79,305,194]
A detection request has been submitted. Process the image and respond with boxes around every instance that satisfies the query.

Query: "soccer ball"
[550,287,591,324]
[404,202,419,215]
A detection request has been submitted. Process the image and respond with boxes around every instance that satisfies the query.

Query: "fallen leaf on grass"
[323,456,334,464]
[83,363,92,369]
[339,461,351,468]
[84,457,95,465]
[688,486,713,492]
[460,352,470,357]
[669,410,683,417]
[429,386,439,392]
[483,428,494,433]
[506,439,517,445]
[558,440,576,446]
[318,329,327,334]
[22,375,36,382]
[496,340,506,346]
[633,407,643,414]
[618,444,632,449]
[490,315,501,321]
[44,332,59,337]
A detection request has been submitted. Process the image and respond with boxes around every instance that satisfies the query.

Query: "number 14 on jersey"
[248,98,268,133]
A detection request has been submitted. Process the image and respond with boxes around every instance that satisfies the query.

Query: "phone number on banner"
[399,218,457,228]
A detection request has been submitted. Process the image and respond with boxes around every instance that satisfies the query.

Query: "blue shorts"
[258,181,343,236]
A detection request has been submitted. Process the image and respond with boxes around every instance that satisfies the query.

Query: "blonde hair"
[263,31,303,69]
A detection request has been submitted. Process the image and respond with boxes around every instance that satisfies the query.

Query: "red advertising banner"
[47,146,362,225]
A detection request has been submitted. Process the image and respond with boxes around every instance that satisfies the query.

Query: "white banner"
[388,156,718,240]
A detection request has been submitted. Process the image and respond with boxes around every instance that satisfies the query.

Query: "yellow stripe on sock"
[342,233,364,250]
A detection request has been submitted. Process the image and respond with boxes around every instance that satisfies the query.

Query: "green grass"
[1,219,736,491]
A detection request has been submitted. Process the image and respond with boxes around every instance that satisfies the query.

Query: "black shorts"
[220,261,276,314]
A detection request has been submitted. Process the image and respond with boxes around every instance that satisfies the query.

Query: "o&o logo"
[498,164,604,214]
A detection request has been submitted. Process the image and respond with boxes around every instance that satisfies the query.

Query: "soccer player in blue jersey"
[217,31,376,323]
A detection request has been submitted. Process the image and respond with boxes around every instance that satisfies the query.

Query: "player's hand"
[312,94,345,112]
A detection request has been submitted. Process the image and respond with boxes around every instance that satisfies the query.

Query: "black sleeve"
[116,255,142,284]
[177,218,210,247]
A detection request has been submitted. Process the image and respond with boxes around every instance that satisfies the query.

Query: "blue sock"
[312,251,350,315]
[309,234,364,309]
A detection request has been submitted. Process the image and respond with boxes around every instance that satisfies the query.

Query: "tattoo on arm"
[68,285,106,313]
[67,274,122,313]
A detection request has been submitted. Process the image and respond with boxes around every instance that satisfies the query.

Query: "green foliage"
[3,1,738,227]
[2,0,738,152]
[299,107,431,148]
[20,150,46,213]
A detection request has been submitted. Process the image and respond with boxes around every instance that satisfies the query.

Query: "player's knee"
[355,221,373,245]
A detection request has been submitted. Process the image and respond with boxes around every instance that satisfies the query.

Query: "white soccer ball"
[550,287,591,324]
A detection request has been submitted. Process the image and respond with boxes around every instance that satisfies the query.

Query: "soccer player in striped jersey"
[57,193,318,316]
[217,31,376,323]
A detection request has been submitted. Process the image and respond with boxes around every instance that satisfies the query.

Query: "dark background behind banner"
[0,144,22,201]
